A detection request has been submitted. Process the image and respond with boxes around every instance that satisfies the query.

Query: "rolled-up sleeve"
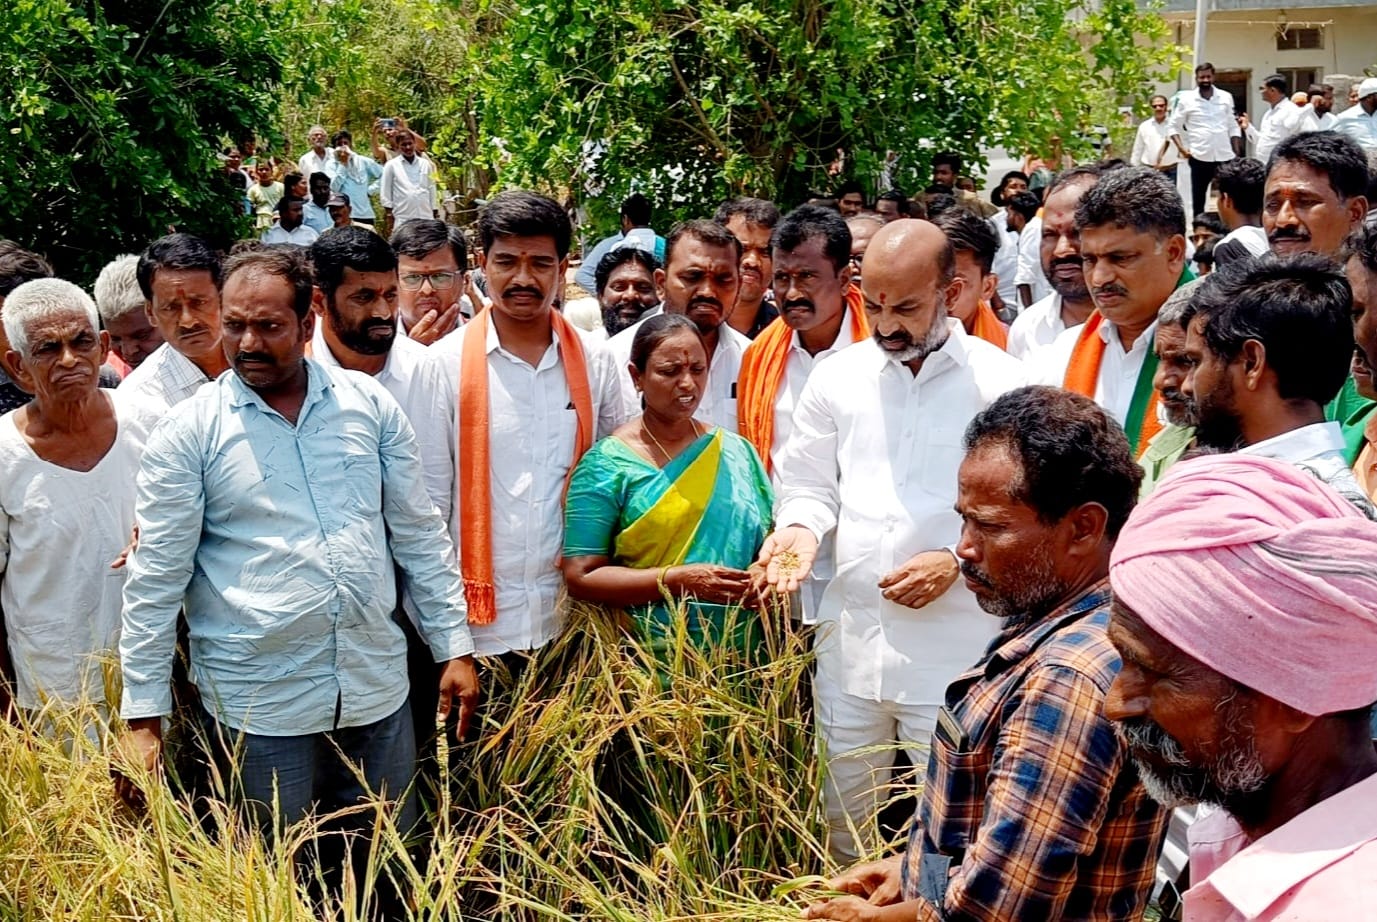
[375,391,474,662]
[774,373,841,543]
[119,416,206,721]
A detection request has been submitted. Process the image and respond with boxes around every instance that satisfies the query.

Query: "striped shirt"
[902,580,1169,919]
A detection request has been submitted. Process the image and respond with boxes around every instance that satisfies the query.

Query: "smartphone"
[380,117,397,130]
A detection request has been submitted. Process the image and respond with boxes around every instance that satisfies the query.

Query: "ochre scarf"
[970,300,1008,351]
[458,307,594,625]
[1063,312,1162,458]
[738,284,868,474]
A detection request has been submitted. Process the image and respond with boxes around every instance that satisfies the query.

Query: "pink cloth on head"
[1109,453,1377,716]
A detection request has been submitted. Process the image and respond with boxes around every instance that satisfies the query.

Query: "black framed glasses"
[400,271,458,290]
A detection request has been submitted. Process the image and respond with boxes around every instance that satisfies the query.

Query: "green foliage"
[0,0,290,283]
[474,0,1184,235]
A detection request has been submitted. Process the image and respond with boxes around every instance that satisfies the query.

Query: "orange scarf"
[969,301,1008,351]
[1063,311,1162,458]
[458,307,594,625]
[738,285,869,473]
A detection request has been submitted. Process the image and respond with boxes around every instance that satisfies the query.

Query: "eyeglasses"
[400,271,458,290]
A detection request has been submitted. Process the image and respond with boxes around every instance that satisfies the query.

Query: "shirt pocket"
[917,424,966,501]
[921,707,992,854]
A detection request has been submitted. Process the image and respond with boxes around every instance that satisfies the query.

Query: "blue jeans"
[202,697,419,840]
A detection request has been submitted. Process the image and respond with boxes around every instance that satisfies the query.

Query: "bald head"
[860,219,959,369]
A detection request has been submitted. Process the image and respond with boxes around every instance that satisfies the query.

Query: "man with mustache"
[1138,281,1200,495]
[118,247,478,897]
[1031,167,1189,460]
[603,219,752,431]
[1106,453,1377,921]
[1178,253,1371,512]
[428,190,621,661]
[1006,166,1101,360]
[119,234,231,412]
[804,386,1167,921]
[1264,131,1369,259]
[758,219,1022,861]
[714,197,780,338]
[738,205,867,478]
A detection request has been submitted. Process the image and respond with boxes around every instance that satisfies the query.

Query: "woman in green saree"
[562,313,773,649]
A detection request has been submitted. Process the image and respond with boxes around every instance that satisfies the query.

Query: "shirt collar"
[981,578,1112,678]
[1096,315,1158,354]
[1198,772,1377,918]
[310,320,404,383]
[226,356,330,415]
[486,312,562,370]
[1239,421,1344,464]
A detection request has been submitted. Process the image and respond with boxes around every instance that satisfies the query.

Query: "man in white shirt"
[1336,77,1377,155]
[379,130,437,234]
[1211,157,1269,266]
[260,198,320,246]
[1180,252,1372,512]
[296,125,336,181]
[308,226,461,757]
[1131,94,1182,183]
[1242,74,1305,165]
[758,219,1023,861]
[1167,62,1244,217]
[1300,83,1337,133]
[1013,211,1050,308]
[1030,167,1188,459]
[1006,167,1101,360]
[428,191,621,661]
[120,234,230,411]
[602,220,751,431]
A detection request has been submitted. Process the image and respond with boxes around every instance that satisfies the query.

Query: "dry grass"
[0,602,857,920]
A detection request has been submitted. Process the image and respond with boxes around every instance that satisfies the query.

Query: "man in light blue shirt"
[327,129,384,227]
[1336,78,1377,155]
[117,245,477,847]
[573,192,666,293]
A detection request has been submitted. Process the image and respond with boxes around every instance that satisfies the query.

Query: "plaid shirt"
[116,342,212,411]
[901,579,1168,920]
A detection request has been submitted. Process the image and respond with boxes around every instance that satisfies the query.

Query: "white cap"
[1358,77,1377,100]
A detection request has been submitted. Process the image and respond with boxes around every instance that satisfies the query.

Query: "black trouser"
[1189,157,1224,218]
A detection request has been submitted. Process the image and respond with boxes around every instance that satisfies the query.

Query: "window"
[1278,68,1319,94]
[1276,27,1323,51]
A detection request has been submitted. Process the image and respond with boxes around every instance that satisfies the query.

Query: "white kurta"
[774,323,1024,705]
[1029,316,1158,427]
[0,394,162,709]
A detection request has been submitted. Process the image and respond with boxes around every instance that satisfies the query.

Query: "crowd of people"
[3,83,1377,919]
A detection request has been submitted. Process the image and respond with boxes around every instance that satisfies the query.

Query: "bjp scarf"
[1063,268,1195,458]
[969,300,1008,351]
[458,307,594,625]
[738,284,869,474]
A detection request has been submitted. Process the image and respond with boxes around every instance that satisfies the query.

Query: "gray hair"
[3,278,100,358]
[92,254,145,325]
[1158,277,1203,328]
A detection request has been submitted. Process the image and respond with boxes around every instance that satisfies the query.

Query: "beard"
[1118,691,1268,814]
[329,298,397,356]
[1045,255,1091,302]
[1193,380,1244,450]
[875,312,949,365]
[959,546,1069,629]
[1159,387,1198,428]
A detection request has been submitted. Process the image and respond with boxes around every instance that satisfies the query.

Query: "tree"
[0,0,291,282]
[475,0,1182,233]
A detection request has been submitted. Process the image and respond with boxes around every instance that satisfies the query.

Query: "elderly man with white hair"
[0,279,160,718]
[93,254,164,373]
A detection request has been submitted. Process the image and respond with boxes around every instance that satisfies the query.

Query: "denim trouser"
[202,697,419,840]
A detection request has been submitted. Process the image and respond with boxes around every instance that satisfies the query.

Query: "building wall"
[1150,6,1377,123]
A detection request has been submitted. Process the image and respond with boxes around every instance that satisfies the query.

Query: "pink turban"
[1110,454,1377,716]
